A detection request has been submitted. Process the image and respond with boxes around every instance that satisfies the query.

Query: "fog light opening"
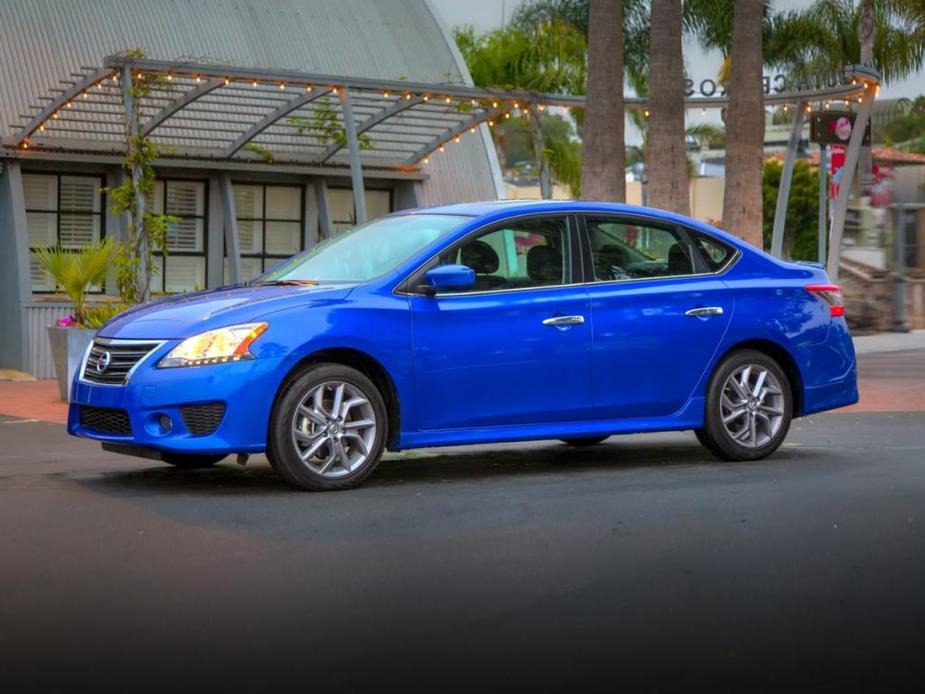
[159,414,173,433]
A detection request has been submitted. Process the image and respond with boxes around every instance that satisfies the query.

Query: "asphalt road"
[2,364,925,691]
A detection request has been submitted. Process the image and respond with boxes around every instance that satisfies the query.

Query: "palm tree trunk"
[646,0,689,215]
[722,0,765,248]
[581,0,625,202]
[858,0,875,196]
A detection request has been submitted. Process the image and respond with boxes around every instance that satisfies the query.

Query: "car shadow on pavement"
[78,433,813,497]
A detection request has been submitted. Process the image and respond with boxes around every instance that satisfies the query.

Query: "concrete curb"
[853,330,925,355]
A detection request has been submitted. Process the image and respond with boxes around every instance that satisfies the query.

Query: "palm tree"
[647,0,689,215]
[31,238,119,326]
[581,0,625,201]
[454,21,586,197]
[720,0,765,247]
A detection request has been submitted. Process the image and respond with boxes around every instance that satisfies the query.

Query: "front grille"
[180,402,227,436]
[79,406,132,435]
[82,339,161,386]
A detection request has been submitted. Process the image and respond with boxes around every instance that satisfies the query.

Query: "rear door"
[580,214,736,419]
[407,214,592,430]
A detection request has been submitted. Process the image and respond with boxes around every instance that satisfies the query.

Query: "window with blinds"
[328,188,393,233]
[225,184,303,283]
[151,180,207,293]
[23,173,105,292]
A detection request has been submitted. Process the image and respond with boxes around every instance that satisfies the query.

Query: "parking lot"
[2,349,925,691]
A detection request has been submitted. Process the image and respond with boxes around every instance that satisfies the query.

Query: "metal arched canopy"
[4,55,878,172]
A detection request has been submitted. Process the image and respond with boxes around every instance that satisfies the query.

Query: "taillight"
[806,284,845,317]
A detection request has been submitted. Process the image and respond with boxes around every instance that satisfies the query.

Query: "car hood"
[98,283,357,340]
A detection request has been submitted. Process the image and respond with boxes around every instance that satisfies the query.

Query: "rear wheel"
[162,453,226,469]
[697,349,792,461]
[560,436,609,447]
[267,364,387,491]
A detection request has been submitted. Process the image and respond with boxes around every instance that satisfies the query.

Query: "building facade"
[0,0,503,377]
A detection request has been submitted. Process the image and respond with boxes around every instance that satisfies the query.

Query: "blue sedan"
[69,201,858,491]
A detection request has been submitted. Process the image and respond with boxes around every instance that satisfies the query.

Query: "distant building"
[0,0,502,377]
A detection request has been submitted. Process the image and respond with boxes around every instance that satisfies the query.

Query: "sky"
[429,0,925,102]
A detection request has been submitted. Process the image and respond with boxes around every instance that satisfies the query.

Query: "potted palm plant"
[32,238,120,401]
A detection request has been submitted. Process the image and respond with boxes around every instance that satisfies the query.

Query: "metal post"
[338,87,367,225]
[315,179,333,239]
[818,144,828,265]
[771,101,806,258]
[528,104,552,200]
[303,181,319,251]
[220,174,241,284]
[207,176,225,287]
[893,206,908,332]
[827,84,876,280]
[121,66,150,299]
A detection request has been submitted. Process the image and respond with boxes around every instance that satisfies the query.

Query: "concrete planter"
[46,326,95,402]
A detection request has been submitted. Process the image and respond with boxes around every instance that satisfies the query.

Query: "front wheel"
[267,364,387,491]
[697,349,792,461]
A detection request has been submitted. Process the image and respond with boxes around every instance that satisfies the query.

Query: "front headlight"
[158,322,268,368]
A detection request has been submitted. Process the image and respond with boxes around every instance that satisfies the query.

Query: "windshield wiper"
[250,279,319,287]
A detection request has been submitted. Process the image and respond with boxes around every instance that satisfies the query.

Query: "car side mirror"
[423,264,475,295]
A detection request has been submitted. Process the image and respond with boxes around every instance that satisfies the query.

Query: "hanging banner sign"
[811,111,871,146]
[829,144,846,199]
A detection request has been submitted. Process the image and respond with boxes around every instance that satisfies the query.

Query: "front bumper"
[68,349,288,455]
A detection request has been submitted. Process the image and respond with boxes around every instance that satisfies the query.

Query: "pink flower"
[57,315,77,328]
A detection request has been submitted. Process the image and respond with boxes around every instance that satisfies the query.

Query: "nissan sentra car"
[69,200,858,491]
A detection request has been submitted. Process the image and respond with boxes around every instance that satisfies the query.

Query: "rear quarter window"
[690,231,735,272]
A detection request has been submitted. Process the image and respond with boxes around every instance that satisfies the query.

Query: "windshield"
[253,213,468,284]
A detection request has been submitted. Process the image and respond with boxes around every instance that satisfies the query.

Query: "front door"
[581,215,735,419]
[408,215,592,430]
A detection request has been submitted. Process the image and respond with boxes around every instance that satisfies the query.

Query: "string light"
[306,84,313,92]
[332,87,338,94]
[195,75,201,84]
[469,126,476,133]
[504,112,510,119]
[52,113,59,119]
[805,104,812,113]
[22,141,28,149]
[39,124,44,131]
[279,82,286,90]
[492,101,499,108]
[224,77,230,85]
[783,104,789,113]
[471,99,477,106]
[66,102,72,109]
[404,93,412,100]
[445,96,451,104]
[82,92,88,99]
[488,120,494,127]
[643,108,649,117]
[538,104,546,111]
[423,157,429,164]
[454,136,461,143]
[423,95,429,101]
[167,74,173,81]
[383,91,389,98]
[438,145,445,152]
[252,80,258,87]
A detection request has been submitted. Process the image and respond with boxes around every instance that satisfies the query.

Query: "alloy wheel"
[719,364,785,448]
[290,380,377,478]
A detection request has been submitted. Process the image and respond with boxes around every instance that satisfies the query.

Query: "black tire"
[162,453,226,469]
[698,349,793,461]
[560,436,609,447]
[267,363,387,491]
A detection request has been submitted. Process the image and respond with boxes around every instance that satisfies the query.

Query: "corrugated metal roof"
[0,0,502,201]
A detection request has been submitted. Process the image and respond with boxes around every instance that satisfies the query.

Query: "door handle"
[685,306,724,317]
[542,315,585,326]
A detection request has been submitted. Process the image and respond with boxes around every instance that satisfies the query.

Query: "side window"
[436,217,571,292]
[585,218,694,281]
[689,231,735,272]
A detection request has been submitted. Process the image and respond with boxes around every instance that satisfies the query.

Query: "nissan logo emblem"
[94,350,112,374]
